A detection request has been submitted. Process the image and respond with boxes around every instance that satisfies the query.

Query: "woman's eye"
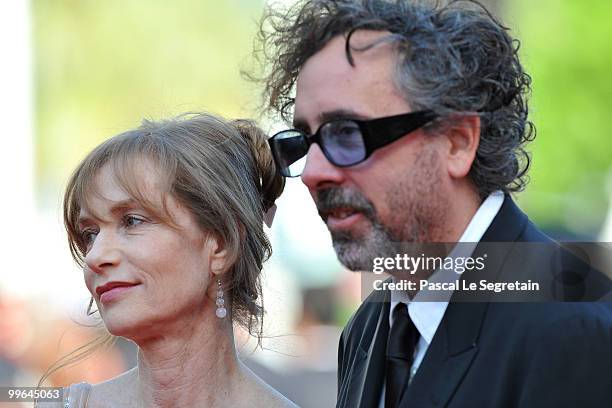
[80,230,98,246]
[123,215,146,228]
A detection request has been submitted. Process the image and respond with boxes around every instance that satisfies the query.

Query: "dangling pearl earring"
[215,277,227,319]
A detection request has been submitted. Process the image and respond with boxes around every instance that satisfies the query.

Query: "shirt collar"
[389,191,505,344]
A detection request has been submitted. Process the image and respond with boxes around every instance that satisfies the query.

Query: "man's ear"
[204,234,230,277]
[443,114,480,179]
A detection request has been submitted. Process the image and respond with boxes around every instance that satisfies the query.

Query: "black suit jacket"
[337,197,612,408]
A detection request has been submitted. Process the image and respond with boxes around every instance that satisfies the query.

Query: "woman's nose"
[84,231,121,274]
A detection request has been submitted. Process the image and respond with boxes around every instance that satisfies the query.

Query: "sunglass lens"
[270,130,309,177]
[320,120,366,166]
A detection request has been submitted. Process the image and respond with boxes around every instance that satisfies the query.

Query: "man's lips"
[321,207,366,230]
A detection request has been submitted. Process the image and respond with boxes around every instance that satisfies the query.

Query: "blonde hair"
[41,112,284,386]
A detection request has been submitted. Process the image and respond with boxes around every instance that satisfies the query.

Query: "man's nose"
[84,231,121,274]
[300,144,345,192]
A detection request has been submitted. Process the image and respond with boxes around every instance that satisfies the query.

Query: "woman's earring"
[87,297,98,316]
[215,278,227,319]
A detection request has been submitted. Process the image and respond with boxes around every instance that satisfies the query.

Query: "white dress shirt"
[378,191,504,407]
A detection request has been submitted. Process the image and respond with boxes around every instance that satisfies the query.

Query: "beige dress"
[35,382,92,408]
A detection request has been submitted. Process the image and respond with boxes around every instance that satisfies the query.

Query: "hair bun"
[231,119,285,211]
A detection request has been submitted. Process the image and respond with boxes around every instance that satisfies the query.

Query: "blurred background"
[0,1,611,407]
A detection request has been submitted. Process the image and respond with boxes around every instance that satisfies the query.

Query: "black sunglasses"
[268,110,438,177]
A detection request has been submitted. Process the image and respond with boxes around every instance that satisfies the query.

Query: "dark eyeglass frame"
[268,110,439,177]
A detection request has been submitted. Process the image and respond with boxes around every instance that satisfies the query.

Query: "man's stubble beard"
[330,147,450,272]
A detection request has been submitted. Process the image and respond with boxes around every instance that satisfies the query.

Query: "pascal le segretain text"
[373,279,540,293]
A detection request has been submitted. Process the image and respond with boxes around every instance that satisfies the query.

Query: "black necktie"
[385,303,420,408]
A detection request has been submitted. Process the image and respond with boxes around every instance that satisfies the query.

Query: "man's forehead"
[301,30,396,76]
[294,30,404,129]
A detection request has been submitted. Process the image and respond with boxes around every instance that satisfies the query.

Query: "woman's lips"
[99,284,140,304]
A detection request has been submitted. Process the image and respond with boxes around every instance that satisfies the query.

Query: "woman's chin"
[104,324,136,339]
[101,312,171,343]
[100,313,144,339]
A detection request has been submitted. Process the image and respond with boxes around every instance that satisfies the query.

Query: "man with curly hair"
[254,1,612,407]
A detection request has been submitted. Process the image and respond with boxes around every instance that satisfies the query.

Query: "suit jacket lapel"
[341,290,390,408]
[400,196,529,407]
[400,302,486,407]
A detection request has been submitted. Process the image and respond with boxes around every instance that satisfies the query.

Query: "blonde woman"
[38,113,296,407]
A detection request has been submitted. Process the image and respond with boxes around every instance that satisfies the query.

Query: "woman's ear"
[203,234,230,277]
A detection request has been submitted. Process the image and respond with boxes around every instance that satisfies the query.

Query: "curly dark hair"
[252,0,535,198]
